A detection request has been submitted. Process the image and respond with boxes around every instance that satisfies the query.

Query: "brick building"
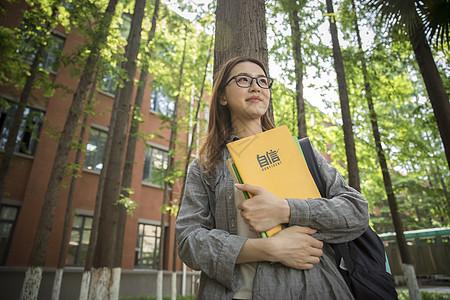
[0,1,201,298]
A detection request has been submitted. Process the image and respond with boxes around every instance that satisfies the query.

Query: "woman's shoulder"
[188,155,225,182]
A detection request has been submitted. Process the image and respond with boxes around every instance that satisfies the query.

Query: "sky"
[161,0,376,115]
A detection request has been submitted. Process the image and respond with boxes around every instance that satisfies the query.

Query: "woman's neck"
[231,118,263,139]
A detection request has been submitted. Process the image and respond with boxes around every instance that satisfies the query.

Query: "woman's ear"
[220,97,228,106]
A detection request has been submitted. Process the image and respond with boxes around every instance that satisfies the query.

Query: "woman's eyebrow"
[234,72,266,77]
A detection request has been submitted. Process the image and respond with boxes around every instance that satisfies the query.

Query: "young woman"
[175,57,369,299]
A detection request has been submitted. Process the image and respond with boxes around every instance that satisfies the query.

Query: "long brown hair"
[199,57,275,172]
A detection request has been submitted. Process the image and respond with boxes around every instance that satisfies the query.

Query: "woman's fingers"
[269,226,324,270]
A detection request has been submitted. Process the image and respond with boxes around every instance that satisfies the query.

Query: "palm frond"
[418,0,450,49]
[366,0,421,33]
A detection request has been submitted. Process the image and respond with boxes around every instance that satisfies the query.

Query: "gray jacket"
[175,144,369,299]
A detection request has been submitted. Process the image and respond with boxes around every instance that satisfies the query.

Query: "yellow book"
[226,125,321,237]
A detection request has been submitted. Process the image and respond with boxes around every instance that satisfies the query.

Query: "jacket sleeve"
[286,147,369,243]
[175,158,246,291]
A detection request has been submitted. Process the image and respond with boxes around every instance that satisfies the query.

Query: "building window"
[150,86,174,117]
[84,127,107,172]
[98,66,118,95]
[66,215,92,266]
[18,30,65,73]
[0,100,44,156]
[0,205,19,265]
[120,13,132,39]
[142,146,168,187]
[135,223,161,269]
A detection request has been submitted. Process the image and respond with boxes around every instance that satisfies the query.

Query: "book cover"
[226,125,321,237]
[226,158,283,238]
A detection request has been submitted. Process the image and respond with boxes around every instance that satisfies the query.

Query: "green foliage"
[0,26,22,86]
[0,1,66,99]
[161,198,179,216]
[118,187,138,216]
[396,289,450,300]
[340,0,449,230]
[268,0,449,232]
[139,2,214,191]
[3,0,448,236]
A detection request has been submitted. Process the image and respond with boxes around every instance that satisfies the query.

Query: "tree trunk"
[350,1,421,299]
[326,0,361,192]
[20,266,43,300]
[51,74,98,300]
[409,26,450,171]
[172,32,214,300]
[112,0,149,287]
[90,1,145,299]
[115,0,159,272]
[80,84,120,300]
[0,33,46,201]
[20,1,118,299]
[157,25,188,300]
[178,33,213,219]
[214,0,274,122]
[285,1,307,138]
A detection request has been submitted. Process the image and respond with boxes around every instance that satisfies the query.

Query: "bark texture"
[214,0,273,122]
[326,0,361,192]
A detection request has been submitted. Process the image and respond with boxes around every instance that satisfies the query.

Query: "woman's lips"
[246,96,261,102]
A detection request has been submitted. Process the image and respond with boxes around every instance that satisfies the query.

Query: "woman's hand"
[269,226,323,269]
[236,226,323,270]
[236,183,290,232]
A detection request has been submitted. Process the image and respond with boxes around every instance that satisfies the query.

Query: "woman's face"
[221,61,271,123]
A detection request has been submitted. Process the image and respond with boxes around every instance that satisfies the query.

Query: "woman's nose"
[249,78,261,92]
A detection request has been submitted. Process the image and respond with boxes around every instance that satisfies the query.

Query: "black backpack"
[299,137,398,300]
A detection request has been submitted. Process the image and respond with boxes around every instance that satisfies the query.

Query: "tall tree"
[214,0,274,122]
[51,73,99,300]
[178,35,214,209]
[266,0,330,143]
[119,0,160,219]
[0,3,55,205]
[350,1,421,298]
[283,0,307,138]
[19,1,119,299]
[89,1,145,299]
[325,0,361,192]
[115,0,160,292]
[366,0,450,171]
[156,24,188,300]
[173,30,214,300]
[79,73,120,300]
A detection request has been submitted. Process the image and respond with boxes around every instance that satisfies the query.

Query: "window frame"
[0,98,45,157]
[150,85,174,118]
[98,70,119,96]
[18,28,66,73]
[134,221,161,269]
[66,214,92,267]
[83,125,108,173]
[142,144,169,188]
[0,204,19,265]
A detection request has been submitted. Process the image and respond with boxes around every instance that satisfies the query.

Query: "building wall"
[0,267,200,299]
[0,0,189,273]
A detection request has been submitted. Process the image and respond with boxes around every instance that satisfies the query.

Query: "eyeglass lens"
[235,75,271,89]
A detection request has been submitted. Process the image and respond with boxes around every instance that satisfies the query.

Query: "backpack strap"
[298,137,326,198]
[298,137,397,300]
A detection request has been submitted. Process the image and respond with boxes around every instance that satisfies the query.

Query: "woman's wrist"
[276,198,291,224]
[236,237,275,264]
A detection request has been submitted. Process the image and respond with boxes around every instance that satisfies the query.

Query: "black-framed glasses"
[226,75,274,89]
